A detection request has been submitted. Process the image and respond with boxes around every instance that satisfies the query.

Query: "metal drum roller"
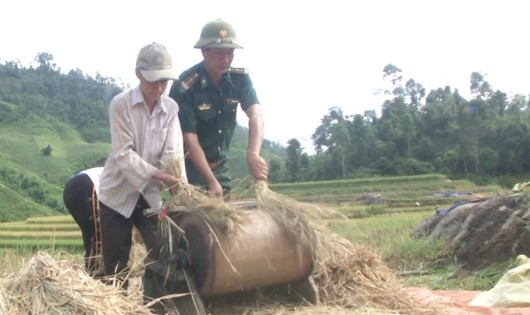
[178,206,313,297]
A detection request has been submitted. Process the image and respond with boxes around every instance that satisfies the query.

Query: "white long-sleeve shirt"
[81,167,104,193]
[98,86,186,218]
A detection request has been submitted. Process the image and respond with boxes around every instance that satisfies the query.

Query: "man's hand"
[207,177,224,198]
[153,172,183,192]
[248,152,269,180]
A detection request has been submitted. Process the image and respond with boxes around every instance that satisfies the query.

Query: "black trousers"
[63,173,100,274]
[100,196,158,278]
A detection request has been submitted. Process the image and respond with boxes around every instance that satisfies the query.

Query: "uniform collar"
[197,62,235,90]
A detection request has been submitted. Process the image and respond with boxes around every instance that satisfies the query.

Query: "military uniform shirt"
[169,61,259,163]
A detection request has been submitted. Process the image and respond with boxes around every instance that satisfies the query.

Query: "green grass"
[0,247,84,274]
[329,210,510,291]
[329,211,435,254]
[0,238,83,247]
[25,215,77,224]
[0,222,79,231]
[0,230,81,239]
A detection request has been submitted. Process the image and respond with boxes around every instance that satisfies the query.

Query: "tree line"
[276,64,530,187]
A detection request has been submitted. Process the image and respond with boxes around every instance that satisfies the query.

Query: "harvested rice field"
[1,175,523,314]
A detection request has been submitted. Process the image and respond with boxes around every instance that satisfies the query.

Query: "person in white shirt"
[63,167,104,277]
[97,42,187,302]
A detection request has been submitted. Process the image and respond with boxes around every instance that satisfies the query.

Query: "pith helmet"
[194,19,243,49]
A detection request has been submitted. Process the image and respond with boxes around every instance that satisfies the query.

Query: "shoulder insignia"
[179,73,200,92]
[228,67,249,74]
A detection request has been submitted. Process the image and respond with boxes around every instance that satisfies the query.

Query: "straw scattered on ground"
[254,180,445,315]
[0,250,152,315]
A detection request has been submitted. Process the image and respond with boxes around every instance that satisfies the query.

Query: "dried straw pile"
[0,250,153,315]
[254,180,444,314]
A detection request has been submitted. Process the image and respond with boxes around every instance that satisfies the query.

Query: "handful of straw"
[163,156,242,235]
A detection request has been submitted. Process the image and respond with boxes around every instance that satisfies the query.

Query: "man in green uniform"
[169,19,269,199]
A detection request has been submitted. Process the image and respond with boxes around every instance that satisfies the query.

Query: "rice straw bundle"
[163,156,242,236]
[312,233,442,313]
[254,180,339,261]
[158,156,246,279]
[128,232,148,278]
[255,180,444,314]
[0,279,16,315]
[2,251,153,315]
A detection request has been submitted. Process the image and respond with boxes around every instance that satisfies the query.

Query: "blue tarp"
[433,192,473,197]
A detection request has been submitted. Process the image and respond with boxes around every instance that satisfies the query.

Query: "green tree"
[311,107,352,178]
[285,138,303,182]
[421,86,462,175]
[348,113,377,171]
[268,159,283,182]
[470,72,492,99]
[35,52,57,72]
[382,64,404,97]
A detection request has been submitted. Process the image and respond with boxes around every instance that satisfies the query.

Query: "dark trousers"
[185,158,232,198]
[63,173,100,275]
[100,196,158,278]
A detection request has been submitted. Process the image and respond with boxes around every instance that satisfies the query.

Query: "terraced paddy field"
[0,174,506,250]
[0,215,82,249]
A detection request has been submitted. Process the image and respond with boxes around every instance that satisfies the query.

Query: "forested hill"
[0,54,284,222]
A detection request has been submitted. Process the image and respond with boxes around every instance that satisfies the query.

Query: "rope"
[90,187,103,274]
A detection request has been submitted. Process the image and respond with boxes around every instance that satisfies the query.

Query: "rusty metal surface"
[179,209,313,297]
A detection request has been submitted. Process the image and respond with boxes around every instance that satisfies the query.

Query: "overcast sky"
[1,0,529,151]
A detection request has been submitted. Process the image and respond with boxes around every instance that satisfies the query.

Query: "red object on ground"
[405,287,530,315]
